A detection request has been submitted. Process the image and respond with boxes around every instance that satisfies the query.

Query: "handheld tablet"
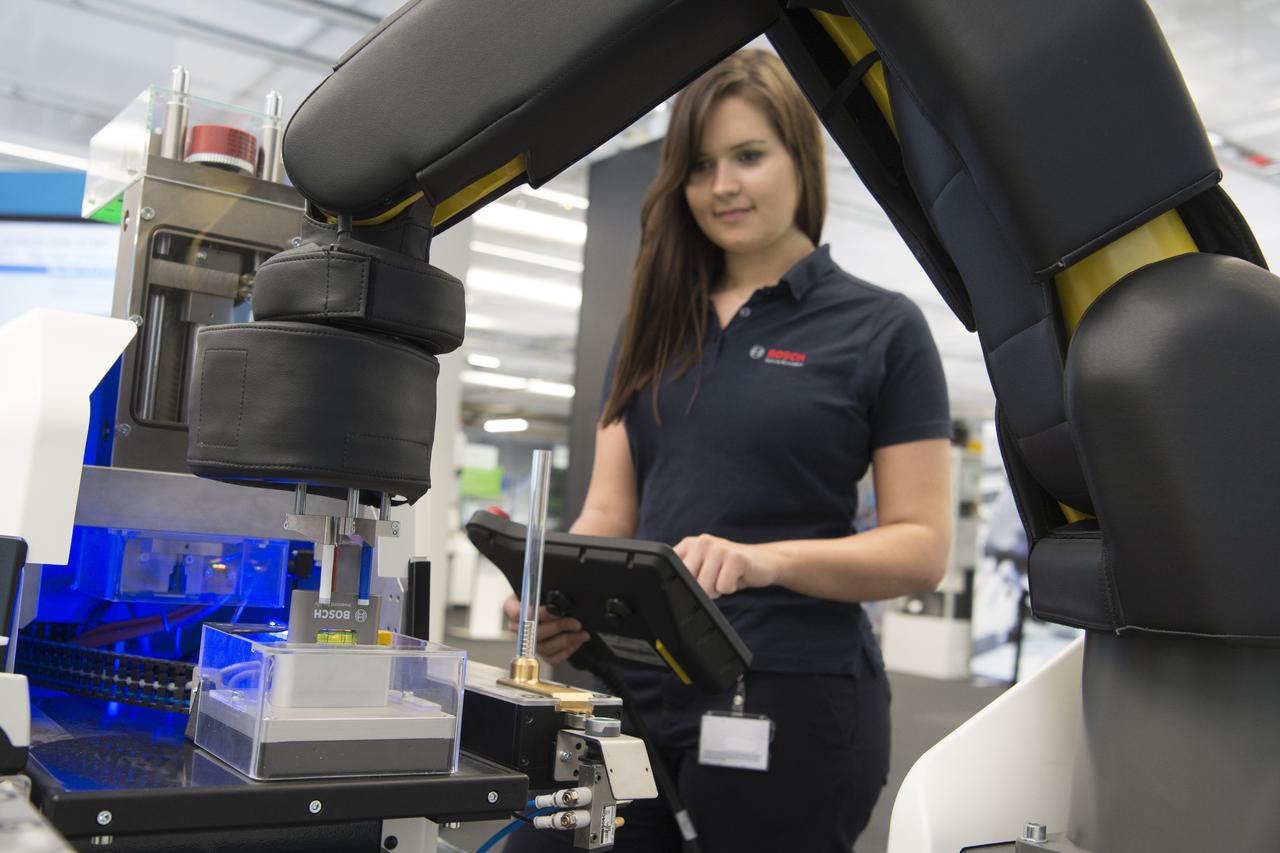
[465,511,751,692]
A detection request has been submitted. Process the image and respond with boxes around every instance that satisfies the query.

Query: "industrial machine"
[0,73,668,852]
[3,0,1277,850]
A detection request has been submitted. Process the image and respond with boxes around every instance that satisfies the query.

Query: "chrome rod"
[160,66,190,160]
[260,90,284,182]
[139,290,167,420]
[516,449,553,662]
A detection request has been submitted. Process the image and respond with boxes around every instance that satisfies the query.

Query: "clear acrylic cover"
[83,86,282,221]
[194,624,466,780]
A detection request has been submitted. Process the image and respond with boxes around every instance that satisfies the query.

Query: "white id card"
[698,711,773,771]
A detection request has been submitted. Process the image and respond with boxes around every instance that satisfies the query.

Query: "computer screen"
[0,219,118,326]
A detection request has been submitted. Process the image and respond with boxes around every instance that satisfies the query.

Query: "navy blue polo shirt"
[610,245,951,675]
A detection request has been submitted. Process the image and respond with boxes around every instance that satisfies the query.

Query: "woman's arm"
[502,419,639,663]
[675,438,952,603]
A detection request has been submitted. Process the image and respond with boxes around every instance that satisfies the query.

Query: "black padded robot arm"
[282,0,783,225]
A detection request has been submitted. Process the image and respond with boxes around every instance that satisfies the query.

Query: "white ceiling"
[4,0,1280,428]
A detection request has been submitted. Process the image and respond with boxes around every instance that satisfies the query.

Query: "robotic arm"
[186,3,1280,852]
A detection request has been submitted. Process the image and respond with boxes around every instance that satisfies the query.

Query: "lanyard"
[731,674,747,716]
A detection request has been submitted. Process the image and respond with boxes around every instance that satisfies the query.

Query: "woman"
[503,49,952,852]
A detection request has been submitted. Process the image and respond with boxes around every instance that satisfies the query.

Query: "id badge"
[698,711,773,771]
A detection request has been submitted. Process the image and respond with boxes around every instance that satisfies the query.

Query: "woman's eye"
[738,150,763,164]
[690,159,712,173]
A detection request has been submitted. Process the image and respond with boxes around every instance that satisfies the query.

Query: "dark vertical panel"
[565,140,662,524]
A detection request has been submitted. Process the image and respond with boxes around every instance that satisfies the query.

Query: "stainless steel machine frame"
[107,153,303,473]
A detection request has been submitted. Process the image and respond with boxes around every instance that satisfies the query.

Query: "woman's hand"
[674,534,783,599]
[501,595,590,665]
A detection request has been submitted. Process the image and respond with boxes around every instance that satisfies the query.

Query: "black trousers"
[504,665,891,853]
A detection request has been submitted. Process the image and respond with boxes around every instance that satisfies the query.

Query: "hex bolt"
[559,750,573,763]
[1023,821,1048,843]
[140,207,155,221]
[309,800,322,815]
[487,791,499,804]
[97,810,113,826]
[116,424,131,437]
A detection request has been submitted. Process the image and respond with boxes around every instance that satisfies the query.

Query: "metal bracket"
[379,817,438,853]
[283,513,399,548]
[553,730,657,800]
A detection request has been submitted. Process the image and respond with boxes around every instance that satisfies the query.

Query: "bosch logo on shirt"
[750,344,807,367]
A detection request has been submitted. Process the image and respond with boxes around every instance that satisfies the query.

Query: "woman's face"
[684,95,804,257]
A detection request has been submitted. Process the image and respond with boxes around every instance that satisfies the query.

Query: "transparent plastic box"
[194,624,465,780]
[83,85,282,221]
[72,526,290,608]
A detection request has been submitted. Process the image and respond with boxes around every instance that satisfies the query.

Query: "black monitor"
[465,511,751,693]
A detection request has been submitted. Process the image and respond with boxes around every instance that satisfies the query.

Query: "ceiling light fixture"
[461,370,577,398]
[461,370,527,390]
[469,240,585,273]
[472,203,588,245]
[466,267,582,309]
[483,418,530,433]
[517,185,590,210]
[526,379,576,398]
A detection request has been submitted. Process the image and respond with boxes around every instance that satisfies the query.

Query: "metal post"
[160,66,191,160]
[345,488,361,519]
[138,291,167,420]
[516,449,553,664]
[379,491,391,521]
[260,90,284,182]
[293,483,307,515]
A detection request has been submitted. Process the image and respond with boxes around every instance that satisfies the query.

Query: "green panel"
[87,195,123,224]
[460,467,504,500]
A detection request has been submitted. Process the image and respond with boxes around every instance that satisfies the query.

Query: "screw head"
[486,791,499,804]
[559,750,573,763]
[140,207,155,221]
[391,522,400,535]
[308,799,322,815]
[291,237,303,247]
[128,314,143,328]
[97,810,112,826]
[116,423,132,437]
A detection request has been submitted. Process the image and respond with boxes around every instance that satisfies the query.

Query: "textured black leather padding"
[1067,253,1280,640]
[1178,185,1269,270]
[844,0,1219,279]
[889,71,1093,513]
[767,9,975,331]
[1027,523,1118,632]
[187,322,438,501]
[251,240,465,354]
[284,0,780,217]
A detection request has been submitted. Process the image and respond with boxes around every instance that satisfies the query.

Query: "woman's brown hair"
[600,49,826,426]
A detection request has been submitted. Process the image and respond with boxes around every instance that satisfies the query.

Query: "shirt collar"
[778,244,834,302]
